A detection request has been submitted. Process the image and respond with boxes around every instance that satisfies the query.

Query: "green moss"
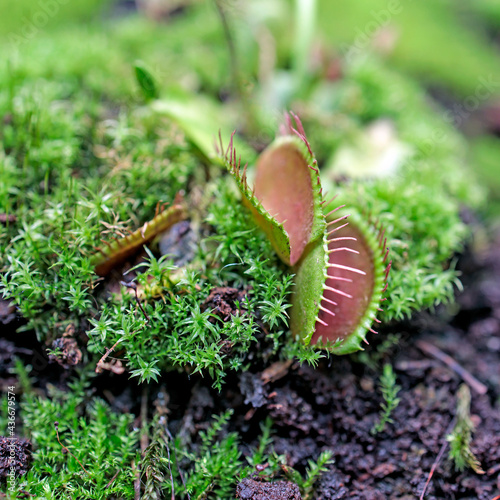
[313,57,480,321]
[371,363,401,434]
[86,179,293,389]
[141,410,332,499]
[3,376,138,499]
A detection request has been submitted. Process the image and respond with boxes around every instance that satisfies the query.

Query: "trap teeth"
[220,113,391,355]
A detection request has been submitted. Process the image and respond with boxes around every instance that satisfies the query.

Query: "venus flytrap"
[85,104,467,378]
[221,112,390,354]
[91,195,187,277]
[304,207,391,353]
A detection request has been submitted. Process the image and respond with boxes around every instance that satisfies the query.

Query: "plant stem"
[214,0,241,97]
[416,340,487,395]
[213,0,260,135]
[292,0,317,89]
[419,417,456,500]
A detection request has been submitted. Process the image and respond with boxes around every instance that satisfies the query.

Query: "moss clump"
[86,179,294,389]
[9,377,139,499]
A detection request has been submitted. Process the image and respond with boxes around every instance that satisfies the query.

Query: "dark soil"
[0,215,17,225]
[193,230,500,499]
[0,299,16,327]
[1,230,500,499]
[201,286,248,323]
[236,478,303,499]
[0,437,31,479]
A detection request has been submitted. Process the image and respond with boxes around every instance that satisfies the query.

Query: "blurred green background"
[0,0,499,217]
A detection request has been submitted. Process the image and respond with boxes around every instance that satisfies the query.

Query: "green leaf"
[91,197,187,276]
[290,235,330,346]
[153,90,255,163]
[134,61,159,101]
[222,113,325,266]
[306,208,391,354]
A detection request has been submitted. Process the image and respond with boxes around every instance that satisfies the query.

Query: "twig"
[121,281,150,322]
[419,417,456,500]
[95,338,121,373]
[140,386,150,454]
[105,469,120,488]
[18,491,35,498]
[132,460,141,500]
[395,359,434,371]
[158,416,176,500]
[133,387,150,499]
[416,340,488,395]
[261,359,293,384]
[165,426,191,500]
[487,463,500,476]
[54,422,91,477]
